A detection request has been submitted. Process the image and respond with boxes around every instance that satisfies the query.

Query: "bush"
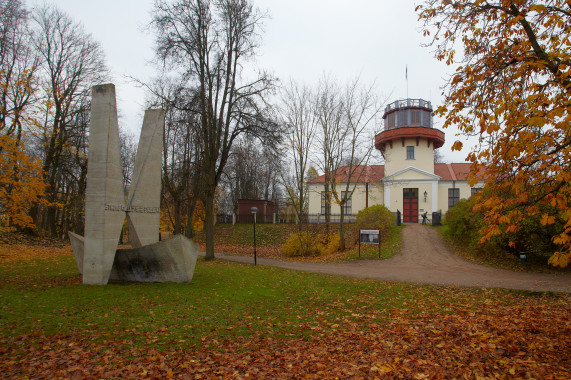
[444,195,563,257]
[355,205,394,242]
[281,231,324,257]
[443,197,482,246]
[322,233,341,255]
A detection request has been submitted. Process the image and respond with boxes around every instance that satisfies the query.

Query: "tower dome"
[374,98,445,176]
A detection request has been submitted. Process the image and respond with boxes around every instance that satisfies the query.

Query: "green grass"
[343,225,404,261]
[2,246,567,352]
[1,254,418,348]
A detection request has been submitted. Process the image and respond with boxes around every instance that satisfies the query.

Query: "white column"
[432,181,438,212]
[384,182,391,210]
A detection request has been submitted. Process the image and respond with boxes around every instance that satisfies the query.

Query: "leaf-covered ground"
[191,223,403,262]
[1,239,570,378]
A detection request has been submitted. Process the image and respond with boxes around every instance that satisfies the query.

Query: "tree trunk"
[185,194,200,239]
[339,203,346,251]
[204,191,215,260]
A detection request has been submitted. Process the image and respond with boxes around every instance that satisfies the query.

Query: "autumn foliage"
[418,0,571,266]
[1,240,570,378]
[0,134,47,230]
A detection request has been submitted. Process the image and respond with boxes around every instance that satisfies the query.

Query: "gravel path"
[213,224,571,293]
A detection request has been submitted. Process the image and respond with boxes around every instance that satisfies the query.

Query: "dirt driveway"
[214,224,571,293]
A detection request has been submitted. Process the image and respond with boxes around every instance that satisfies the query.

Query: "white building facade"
[307,98,484,223]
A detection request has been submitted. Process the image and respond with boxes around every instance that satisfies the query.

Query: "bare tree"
[152,0,280,260]
[32,4,108,236]
[314,77,383,249]
[222,138,282,213]
[277,80,318,231]
[0,0,39,143]
[314,76,346,235]
[434,148,445,164]
[119,128,137,191]
[331,79,382,250]
[145,77,205,238]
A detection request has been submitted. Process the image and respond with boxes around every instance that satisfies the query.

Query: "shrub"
[444,195,563,257]
[355,205,394,242]
[443,197,482,246]
[281,231,323,257]
[322,233,341,255]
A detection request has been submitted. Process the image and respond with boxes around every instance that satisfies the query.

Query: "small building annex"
[307,98,485,223]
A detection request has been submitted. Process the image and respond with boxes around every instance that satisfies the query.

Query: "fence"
[215,213,276,224]
[307,214,356,224]
[214,213,357,225]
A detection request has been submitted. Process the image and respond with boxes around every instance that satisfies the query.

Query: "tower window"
[411,110,421,125]
[387,113,395,128]
[406,146,415,160]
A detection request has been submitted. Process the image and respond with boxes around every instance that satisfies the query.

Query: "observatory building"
[307,98,484,223]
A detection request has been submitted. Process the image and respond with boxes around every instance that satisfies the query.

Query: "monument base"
[69,233,198,283]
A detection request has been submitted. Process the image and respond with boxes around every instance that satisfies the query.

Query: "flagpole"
[406,65,409,99]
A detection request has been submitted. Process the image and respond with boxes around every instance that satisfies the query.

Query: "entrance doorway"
[403,188,418,223]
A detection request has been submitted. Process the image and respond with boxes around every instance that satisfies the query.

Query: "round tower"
[374,98,445,176]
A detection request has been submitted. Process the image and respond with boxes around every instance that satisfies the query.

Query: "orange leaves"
[548,251,569,267]
[0,135,48,230]
[2,296,570,378]
[540,213,556,226]
[451,140,463,151]
[418,0,571,267]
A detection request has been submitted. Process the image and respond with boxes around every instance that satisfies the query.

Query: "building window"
[471,187,483,196]
[411,110,421,125]
[321,191,330,215]
[448,188,460,208]
[406,146,415,160]
[387,113,395,129]
[341,191,352,215]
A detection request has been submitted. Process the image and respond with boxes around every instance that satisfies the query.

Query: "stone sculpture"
[69,84,198,285]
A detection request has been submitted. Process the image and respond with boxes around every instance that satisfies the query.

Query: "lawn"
[0,239,570,378]
[191,223,404,262]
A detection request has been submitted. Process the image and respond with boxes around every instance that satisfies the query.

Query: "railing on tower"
[384,98,432,112]
[383,98,433,131]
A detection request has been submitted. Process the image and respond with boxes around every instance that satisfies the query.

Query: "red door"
[403,188,418,223]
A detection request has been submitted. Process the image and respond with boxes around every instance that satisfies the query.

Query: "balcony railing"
[385,98,432,112]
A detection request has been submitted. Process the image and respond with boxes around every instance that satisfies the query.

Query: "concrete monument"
[69,84,198,285]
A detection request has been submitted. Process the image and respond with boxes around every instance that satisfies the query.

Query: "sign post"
[359,230,380,259]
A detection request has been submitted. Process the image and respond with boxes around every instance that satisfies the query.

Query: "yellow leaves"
[529,4,547,13]
[451,140,463,151]
[0,135,48,230]
[540,214,555,226]
[498,215,510,225]
[505,146,520,159]
[547,251,569,268]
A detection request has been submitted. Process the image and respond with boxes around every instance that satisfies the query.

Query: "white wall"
[384,137,434,176]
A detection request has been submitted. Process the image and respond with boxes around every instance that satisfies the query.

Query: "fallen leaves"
[1,239,570,378]
[2,292,570,378]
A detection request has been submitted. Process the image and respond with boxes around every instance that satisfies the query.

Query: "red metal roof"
[308,163,483,183]
[307,165,385,184]
[434,163,470,181]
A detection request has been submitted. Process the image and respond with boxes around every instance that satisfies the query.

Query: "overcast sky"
[47,0,473,163]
